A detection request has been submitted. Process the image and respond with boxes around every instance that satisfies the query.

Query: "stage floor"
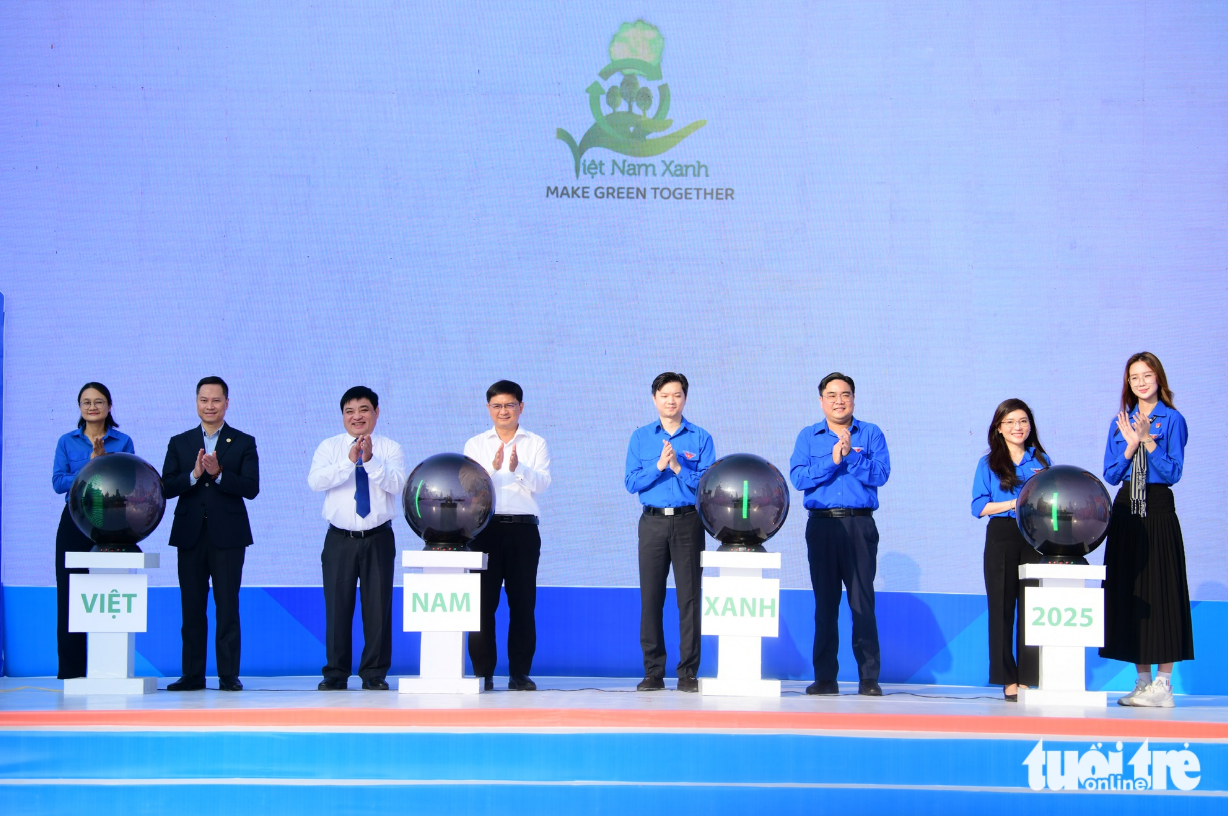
[2,676,1227,737]
[2,677,1226,815]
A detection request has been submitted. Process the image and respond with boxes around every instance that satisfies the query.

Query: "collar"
[814,416,860,435]
[1019,447,1038,467]
[486,426,525,443]
[201,424,225,440]
[71,426,121,441]
[1134,402,1169,420]
[654,416,692,436]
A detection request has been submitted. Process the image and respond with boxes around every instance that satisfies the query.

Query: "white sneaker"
[1131,679,1175,708]
[1117,678,1150,706]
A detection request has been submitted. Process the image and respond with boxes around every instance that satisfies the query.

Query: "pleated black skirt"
[1099,483,1194,665]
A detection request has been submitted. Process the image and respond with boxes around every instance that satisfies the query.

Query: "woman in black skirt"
[1100,352,1191,708]
[971,399,1050,701]
[51,383,135,679]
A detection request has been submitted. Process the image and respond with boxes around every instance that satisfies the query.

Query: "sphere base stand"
[63,552,160,696]
[1017,563,1108,707]
[698,632,781,698]
[715,543,767,553]
[399,549,487,695]
[1039,555,1090,566]
[399,631,482,695]
[698,550,782,698]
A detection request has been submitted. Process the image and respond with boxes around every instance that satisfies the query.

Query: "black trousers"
[55,506,92,680]
[806,514,881,682]
[177,521,246,679]
[467,520,542,678]
[638,510,706,679]
[983,517,1040,687]
[321,525,395,682]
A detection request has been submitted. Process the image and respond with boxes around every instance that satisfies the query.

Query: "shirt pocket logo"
[683,451,696,460]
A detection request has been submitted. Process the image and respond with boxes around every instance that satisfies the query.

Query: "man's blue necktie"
[355,461,371,518]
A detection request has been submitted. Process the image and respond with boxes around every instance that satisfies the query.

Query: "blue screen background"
[2,1,1225,596]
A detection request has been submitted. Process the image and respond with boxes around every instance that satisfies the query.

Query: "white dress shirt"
[463,426,551,517]
[308,432,407,531]
[188,425,223,486]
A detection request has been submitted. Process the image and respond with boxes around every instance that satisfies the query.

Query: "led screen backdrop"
[1,1,1225,595]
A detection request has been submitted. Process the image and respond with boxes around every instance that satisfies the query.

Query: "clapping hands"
[831,426,852,464]
[1132,412,1153,449]
[492,443,518,472]
[348,435,373,464]
[658,440,680,473]
[193,448,221,479]
[1116,410,1153,456]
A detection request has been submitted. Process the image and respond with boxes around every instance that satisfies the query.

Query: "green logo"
[81,590,137,618]
[557,20,706,178]
[411,592,472,613]
[704,596,777,618]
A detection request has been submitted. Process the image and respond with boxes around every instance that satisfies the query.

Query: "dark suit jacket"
[162,423,259,549]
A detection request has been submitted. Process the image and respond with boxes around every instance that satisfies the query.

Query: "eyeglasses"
[79,400,109,409]
[1000,419,1030,429]
[488,402,520,411]
[1128,373,1156,384]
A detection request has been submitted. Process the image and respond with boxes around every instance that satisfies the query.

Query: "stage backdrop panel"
[0,2,1225,595]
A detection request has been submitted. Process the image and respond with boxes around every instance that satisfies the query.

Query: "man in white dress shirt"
[463,380,552,691]
[307,386,406,690]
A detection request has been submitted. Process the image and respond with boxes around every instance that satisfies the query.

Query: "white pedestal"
[399,549,487,695]
[698,550,781,698]
[63,552,160,696]
[1017,563,1108,707]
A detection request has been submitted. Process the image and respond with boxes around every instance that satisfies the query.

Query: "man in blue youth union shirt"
[624,372,715,693]
[789,372,891,696]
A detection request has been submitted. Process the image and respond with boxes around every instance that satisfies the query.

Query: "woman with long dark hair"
[1101,352,1192,708]
[971,398,1050,701]
[51,382,135,679]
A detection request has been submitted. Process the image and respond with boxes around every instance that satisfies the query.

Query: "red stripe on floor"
[0,707,1224,739]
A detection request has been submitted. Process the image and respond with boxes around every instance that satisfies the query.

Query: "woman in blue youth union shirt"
[1100,352,1192,709]
[971,398,1050,702]
[51,382,135,679]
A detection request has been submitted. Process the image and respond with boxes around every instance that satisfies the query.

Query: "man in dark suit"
[162,376,260,691]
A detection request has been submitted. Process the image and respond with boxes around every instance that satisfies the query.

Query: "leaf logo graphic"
[557,20,706,178]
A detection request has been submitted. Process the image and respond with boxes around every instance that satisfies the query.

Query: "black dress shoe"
[805,679,840,695]
[218,676,243,692]
[858,680,883,696]
[508,675,537,691]
[361,677,390,690]
[483,676,494,691]
[637,676,665,691]
[677,676,699,693]
[167,676,206,691]
[318,678,348,691]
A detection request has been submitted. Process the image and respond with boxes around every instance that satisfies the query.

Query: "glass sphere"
[1016,464,1112,562]
[696,453,790,551]
[68,452,166,549]
[402,453,494,549]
